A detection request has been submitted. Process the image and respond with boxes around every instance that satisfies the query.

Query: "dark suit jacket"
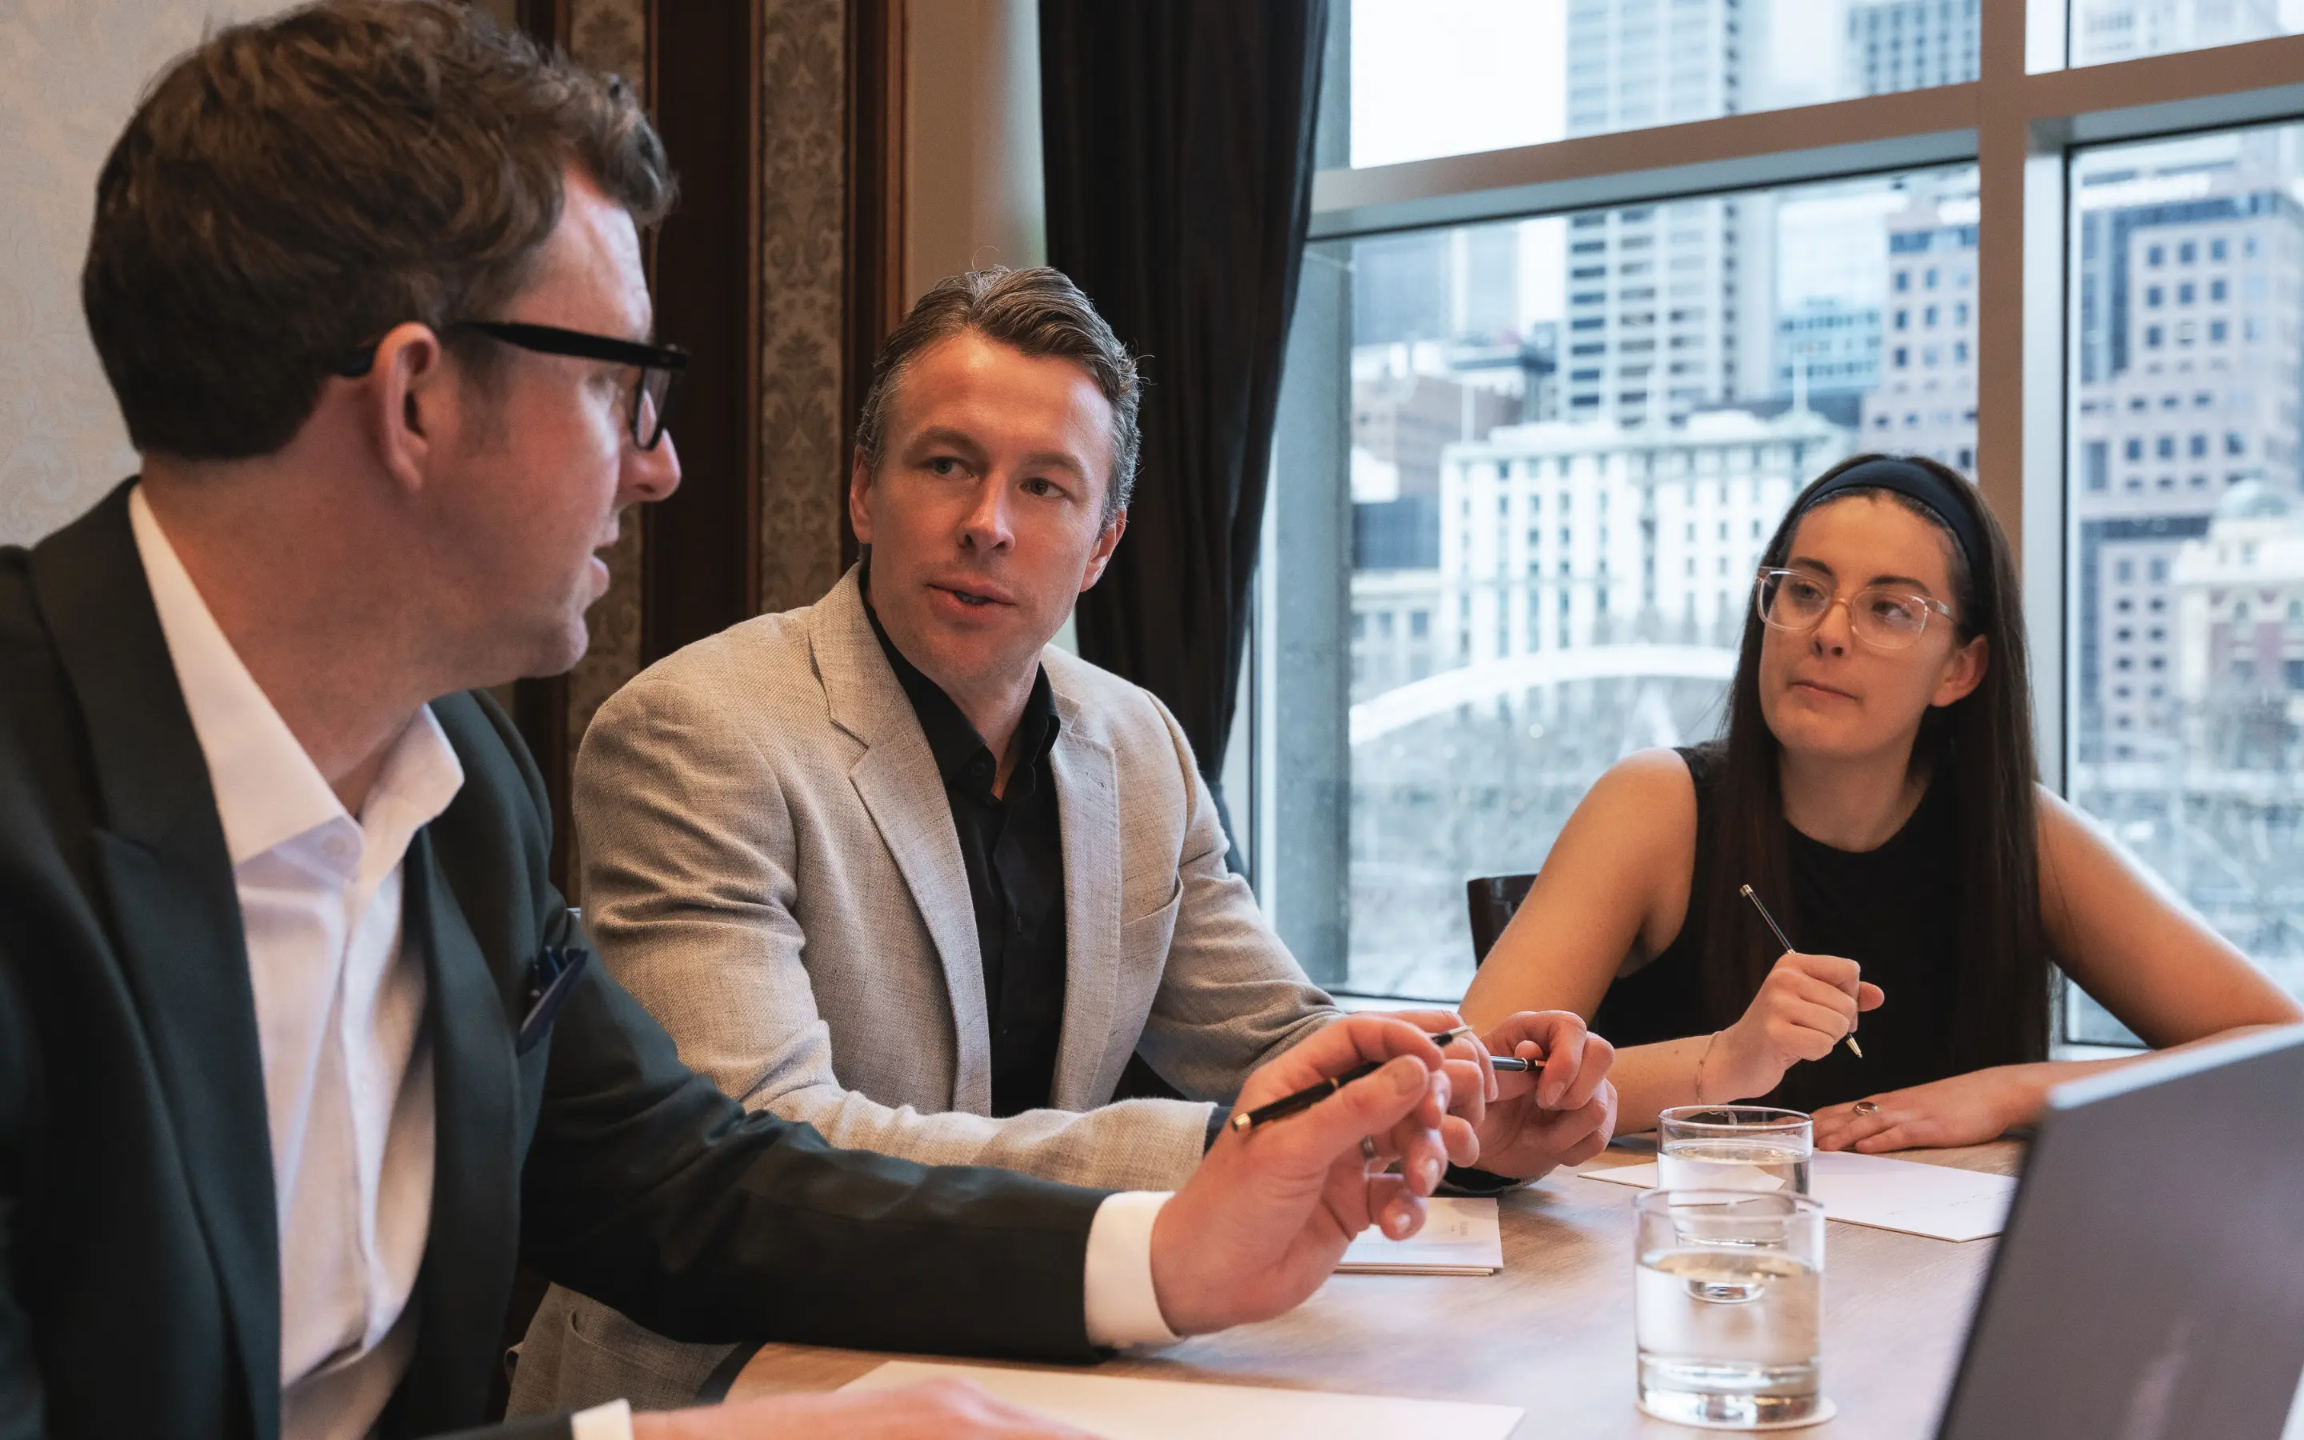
[0,485,1112,1440]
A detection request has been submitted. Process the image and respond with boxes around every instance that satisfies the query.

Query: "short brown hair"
[854,267,1141,525]
[82,0,674,461]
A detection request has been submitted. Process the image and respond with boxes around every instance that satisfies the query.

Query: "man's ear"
[1080,508,1128,592]
[1931,632,1989,709]
[847,448,876,545]
[365,321,450,497]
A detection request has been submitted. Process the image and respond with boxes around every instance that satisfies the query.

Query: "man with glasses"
[0,6,1473,1438]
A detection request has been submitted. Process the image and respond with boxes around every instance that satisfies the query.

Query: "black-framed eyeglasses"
[1754,567,1957,652]
[334,320,688,451]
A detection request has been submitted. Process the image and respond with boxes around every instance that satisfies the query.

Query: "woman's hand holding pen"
[1149,1014,1469,1337]
[1710,951,1885,1101]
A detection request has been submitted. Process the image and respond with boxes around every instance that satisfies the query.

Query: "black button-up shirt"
[864,594,1069,1118]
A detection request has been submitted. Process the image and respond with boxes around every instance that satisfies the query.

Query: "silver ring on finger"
[1853,1100,1880,1116]
[1360,1135,1381,1164]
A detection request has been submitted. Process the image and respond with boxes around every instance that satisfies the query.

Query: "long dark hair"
[1692,453,2050,1074]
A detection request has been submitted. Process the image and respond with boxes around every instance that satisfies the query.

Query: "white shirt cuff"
[570,1398,633,1440]
[1081,1190,1177,1348]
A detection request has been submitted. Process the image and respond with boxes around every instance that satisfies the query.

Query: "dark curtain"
[1040,0,1330,811]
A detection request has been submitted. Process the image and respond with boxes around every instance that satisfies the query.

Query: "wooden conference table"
[720,1140,2022,1437]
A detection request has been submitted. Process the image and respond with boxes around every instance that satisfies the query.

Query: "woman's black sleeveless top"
[1590,746,1964,1114]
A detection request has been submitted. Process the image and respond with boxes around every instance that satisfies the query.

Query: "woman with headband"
[1459,454,2300,1149]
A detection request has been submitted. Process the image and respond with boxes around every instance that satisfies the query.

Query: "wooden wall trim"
[841,0,906,569]
[644,0,766,664]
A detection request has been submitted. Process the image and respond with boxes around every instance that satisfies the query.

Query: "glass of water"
[1657,1106,1813,1196]
[1635,1189,1827,1428]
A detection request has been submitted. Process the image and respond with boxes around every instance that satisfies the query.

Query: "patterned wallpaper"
[758,0,850,618]
[559,0,653,759]
[0,0,296,546]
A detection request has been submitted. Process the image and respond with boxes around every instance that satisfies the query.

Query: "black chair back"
[1466,873,1538,966]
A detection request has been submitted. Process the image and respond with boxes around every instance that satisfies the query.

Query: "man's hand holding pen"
[1148,1014,1471,1336]
[1146,1010,1623,1339]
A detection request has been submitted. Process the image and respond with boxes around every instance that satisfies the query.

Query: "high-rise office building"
[1857,190,1980,472]
[1561,0,1761,428]
[1844,0,1982,96]
[2072,0,2280,67]
[2072,165,2304,755]
[1775,298,1883,400]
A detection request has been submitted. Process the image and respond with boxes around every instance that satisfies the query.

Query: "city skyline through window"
[1266,6,2304,1028]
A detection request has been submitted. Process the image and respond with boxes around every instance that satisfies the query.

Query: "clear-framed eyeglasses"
[1753,567,1956,652]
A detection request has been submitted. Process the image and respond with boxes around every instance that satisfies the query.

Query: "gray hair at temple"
[852,266,1142,528]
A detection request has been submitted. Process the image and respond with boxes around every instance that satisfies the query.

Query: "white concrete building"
[1406,407,1853,677]
[2172,481,2304,708]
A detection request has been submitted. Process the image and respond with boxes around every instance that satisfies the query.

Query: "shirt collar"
[127,484,464,866]
[860,559,1061,795]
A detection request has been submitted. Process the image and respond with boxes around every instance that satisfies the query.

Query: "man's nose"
[622,429,681,505]
[958,476,1014,549]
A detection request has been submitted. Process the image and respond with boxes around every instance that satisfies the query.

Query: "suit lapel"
[812,568,994,1113]
[1048,697,1127,1108]
[33,482,282,1440]
[387,831,521,1434]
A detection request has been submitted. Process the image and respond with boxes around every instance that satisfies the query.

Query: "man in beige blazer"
[512,268,1618,1415]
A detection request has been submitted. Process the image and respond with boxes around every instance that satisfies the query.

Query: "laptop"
[1936,1024,2304,1440]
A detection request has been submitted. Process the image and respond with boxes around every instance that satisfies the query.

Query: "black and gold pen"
[1227,1023,1535,1132]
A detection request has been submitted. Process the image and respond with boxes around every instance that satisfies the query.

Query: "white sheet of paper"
[840,1360,1525,1439]
[1579,1151,2017,1242]
[1336,1195,1503,1274]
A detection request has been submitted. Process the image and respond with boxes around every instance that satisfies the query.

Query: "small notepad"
[1335,1196,1503,1274]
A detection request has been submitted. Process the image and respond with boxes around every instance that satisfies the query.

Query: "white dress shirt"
[128,486,1172,1440]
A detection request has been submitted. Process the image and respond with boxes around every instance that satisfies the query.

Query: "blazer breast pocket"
[1118,877,1184,968]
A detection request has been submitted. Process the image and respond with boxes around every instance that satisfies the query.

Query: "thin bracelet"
[1693,1030,1719,1105]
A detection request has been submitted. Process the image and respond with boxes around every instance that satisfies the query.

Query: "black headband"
[1787,458,1990,615]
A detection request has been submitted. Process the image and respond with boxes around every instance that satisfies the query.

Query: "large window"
[1242,1,2304,1027]
[2065,122,2304,1040]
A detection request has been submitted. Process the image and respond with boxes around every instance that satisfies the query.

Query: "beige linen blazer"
[509,567,1336,1416]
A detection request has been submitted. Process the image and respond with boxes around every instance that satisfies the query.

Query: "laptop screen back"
[1936,1026,2304,1440]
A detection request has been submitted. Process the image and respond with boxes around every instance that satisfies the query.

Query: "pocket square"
[517,944,590,1055]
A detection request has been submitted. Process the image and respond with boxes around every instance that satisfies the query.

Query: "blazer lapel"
[1047,699,1127,1109]
[34,482,282,1440]
[386,831,521,1435]
[811,568,993,1113]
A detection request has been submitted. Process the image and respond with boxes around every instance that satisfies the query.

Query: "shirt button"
[322,835,351,860]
